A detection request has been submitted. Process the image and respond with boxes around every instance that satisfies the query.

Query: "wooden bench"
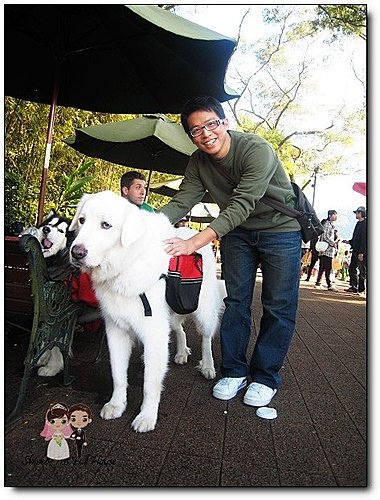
[5,234,83,426]
[5,236,33,320]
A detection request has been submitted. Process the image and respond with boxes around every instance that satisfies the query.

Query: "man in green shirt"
[159,96,301,408]
[120,171,155,212]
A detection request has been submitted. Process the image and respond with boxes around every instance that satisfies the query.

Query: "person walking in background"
[305,235,320,281]
[342,206,366,295]
[159,95,301,408]
[330,228,341,283]
[340,250,351,282]
[333,229,340,255]
[315,210,338,291]
[120,171,155,212]
[300,244,311,278]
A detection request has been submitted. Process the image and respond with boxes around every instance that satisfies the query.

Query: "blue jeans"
[219,228,301,389]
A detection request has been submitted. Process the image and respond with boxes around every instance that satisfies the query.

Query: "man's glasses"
[189,119,223,138]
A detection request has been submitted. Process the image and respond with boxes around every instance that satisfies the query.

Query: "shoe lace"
[255,383,271,396]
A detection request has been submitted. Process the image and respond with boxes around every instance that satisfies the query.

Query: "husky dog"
[23,211,99,376]
[35,210,76,281]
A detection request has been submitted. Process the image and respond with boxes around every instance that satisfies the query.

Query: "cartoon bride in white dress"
[40,402,72,460]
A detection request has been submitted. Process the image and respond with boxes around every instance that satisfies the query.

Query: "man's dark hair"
[180,96,226,135]
[69,403,92,420]
[327,210,337,219]
[120,171,146,191]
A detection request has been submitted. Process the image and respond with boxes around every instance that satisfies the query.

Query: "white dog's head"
[69,191,146,270]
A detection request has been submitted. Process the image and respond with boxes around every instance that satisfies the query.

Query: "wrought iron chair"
[6,234,82,426]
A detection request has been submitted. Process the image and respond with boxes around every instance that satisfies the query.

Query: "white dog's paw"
[131,412,157,433]
[100,401,126,420]
[174,347,191,365]
[37,365,63,377]
[197,360,216,380]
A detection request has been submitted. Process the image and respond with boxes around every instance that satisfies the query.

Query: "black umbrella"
[63,114,197,188]
[149,177,214,204]
[5,4,238,222]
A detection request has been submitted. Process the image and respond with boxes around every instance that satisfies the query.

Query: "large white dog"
[69,191,225,433]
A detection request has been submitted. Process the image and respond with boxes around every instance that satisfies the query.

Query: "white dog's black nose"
[71,244,88,260]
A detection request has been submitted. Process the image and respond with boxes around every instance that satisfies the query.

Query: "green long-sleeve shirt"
[159,130,300,238]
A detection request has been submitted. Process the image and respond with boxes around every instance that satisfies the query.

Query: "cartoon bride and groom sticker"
[40,402,92,461]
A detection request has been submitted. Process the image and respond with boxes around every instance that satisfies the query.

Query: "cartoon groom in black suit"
[69,403,92,459]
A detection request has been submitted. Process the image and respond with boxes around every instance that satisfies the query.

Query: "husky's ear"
[46,209,56,219]
[69,194,91,231]
[120,206,145,248]
[39,209,56,227]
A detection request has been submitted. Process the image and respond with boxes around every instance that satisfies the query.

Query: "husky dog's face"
[37,212,70,258]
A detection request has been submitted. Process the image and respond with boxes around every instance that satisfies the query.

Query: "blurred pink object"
[352,182,366,196]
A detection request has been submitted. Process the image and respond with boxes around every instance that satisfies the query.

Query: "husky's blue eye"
[101,221,112,229]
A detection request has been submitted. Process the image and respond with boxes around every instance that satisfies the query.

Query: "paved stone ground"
[4,274,367,488]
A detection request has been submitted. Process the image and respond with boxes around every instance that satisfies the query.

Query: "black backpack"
[261,182,324,243]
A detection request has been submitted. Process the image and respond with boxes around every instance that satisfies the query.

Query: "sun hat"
[353,206,366,215]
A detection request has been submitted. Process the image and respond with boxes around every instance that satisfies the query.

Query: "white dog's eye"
[78,217,85,225]
[101,221,112,230]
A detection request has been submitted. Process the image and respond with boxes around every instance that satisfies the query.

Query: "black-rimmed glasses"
[189,119,223,138]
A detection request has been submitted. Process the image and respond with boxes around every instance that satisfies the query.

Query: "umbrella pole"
[146,168,153,199]
[36,70,60,225]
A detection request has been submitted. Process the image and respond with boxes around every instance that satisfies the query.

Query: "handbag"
[315,240,328,252]
[261,182,324,243]
[164,253,203,315]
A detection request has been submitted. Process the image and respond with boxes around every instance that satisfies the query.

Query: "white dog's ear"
[69,193,91,231]
[120,207,145,248]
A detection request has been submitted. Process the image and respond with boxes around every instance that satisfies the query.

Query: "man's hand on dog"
[164,237,196,256]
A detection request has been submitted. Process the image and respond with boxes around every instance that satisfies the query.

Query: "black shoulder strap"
[138,275,167,317]
[260,195,300,218]
[139,293,152,317]
[217,164,300,219]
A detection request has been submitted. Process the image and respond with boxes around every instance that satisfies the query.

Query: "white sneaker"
[328,285,338,291]
[314,283,321,288]
[243,382,277,407]
[212,377,247,400]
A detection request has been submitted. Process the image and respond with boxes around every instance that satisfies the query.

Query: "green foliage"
[314,5,367,41]
[262,4,367,41]
[55,160,94,217]
[4,96,144,227]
